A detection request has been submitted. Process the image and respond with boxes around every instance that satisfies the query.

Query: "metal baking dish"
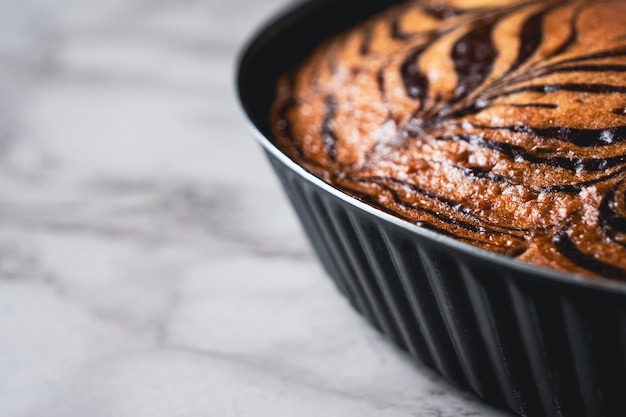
[237,1,626,415]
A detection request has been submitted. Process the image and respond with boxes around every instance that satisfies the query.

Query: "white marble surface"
[0,0,514,415]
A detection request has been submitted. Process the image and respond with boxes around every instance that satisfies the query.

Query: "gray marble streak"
[0,0,513,416]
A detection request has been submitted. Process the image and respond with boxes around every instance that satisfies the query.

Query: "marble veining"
[0,0,512,416]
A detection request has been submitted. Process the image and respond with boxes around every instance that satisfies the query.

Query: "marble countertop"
[0,0,513,415]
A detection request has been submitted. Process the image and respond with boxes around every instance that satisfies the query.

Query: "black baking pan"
[236,1,626,416]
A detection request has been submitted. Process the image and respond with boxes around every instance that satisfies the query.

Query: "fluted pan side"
[266,150,626,417]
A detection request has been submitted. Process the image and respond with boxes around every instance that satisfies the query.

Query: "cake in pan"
[271,0,626,279]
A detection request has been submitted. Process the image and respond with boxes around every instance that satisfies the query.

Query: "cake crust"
[271,0,626,279]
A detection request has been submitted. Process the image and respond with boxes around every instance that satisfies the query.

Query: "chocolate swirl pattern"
[271,0,626,279]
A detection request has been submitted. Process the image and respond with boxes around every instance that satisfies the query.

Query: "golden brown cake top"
[271,0,626,280]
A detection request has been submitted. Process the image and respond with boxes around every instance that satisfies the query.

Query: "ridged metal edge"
[266,150,626,417]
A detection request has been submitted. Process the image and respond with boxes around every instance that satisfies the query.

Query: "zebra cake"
[270,0,626,279]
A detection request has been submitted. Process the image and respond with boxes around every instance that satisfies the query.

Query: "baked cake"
[271,0,626,279]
